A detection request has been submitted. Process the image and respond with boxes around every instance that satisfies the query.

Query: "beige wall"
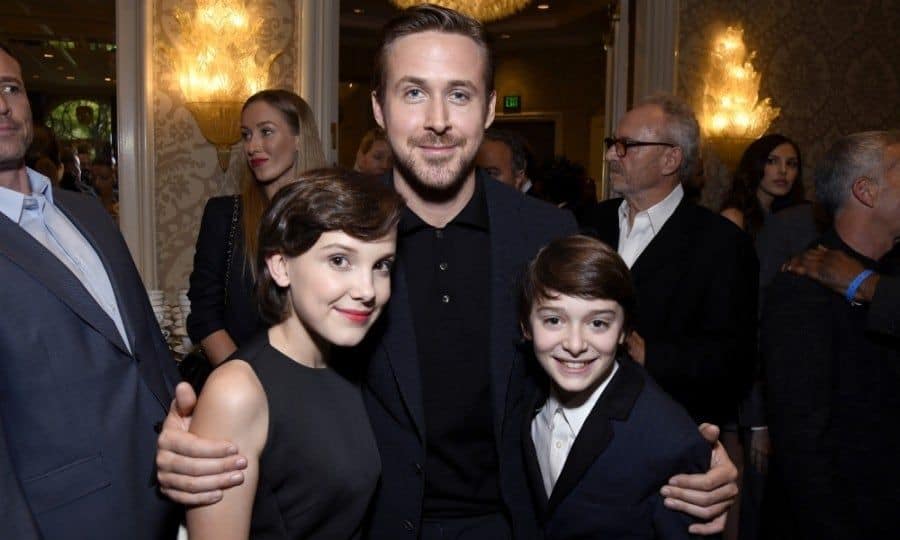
[151,0,298,292]
[678,0,900,209]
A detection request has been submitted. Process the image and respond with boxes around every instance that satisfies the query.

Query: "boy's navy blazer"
[356,172,577,539]
[523,359,711,539]
[0,188,180,539]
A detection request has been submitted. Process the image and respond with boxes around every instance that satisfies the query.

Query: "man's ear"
[372,91,386,129]
[850,176,877,208]
[484,90,496,129]
[660,146,683,177]
[266,253,291,288]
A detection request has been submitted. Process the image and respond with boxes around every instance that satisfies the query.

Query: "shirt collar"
[398,172,490,235]
[540,361,620,437]
[618,183,684,235]
[0,168,53,224]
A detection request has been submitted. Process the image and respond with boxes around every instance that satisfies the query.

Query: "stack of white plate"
[147,289,166,328]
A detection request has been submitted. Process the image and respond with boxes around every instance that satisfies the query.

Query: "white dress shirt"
[0,168,131,351]
[617,184,683,268]
[531,361,620,497]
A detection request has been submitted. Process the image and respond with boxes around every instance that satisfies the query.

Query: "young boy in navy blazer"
[519,235,713,539]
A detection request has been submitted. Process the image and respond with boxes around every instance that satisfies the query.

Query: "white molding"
[633,0,679,99]
[116,0,157,286]
[603,0,630,198]
[299,0,340,165]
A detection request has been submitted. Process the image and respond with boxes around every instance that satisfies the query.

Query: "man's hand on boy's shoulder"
[659,423,738,535]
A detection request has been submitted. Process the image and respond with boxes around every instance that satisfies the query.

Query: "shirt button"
[439,262,448,271]
[441,294,450,304]
[556,441,563,449]
[435,229,444,239]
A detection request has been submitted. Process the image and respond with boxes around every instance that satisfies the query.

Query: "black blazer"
[0,189,181,539]
[523,359,710,540]
[358,175,577,539]
[580,197,758,424]
[187,195,265,347]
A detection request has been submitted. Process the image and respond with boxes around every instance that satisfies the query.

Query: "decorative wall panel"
[678,0,900,210]
[152,0,297,292]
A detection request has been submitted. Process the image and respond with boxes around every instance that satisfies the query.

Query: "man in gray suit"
[0,44,180,539]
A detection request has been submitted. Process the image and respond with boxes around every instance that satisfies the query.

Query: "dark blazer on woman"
[523,359,710,540]
[187,195,265,348]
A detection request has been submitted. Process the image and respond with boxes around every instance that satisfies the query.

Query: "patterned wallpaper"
[152,0,297,292]
[677,0,900,210]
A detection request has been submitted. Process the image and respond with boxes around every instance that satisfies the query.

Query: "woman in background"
[720,133,805,540]
[720,133,805,235]
[353,127,393,176]
[187,89,326,366]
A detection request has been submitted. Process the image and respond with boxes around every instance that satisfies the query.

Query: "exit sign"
[503,95,521,113]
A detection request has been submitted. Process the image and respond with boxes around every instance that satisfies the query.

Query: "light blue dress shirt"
[0,168,131,352]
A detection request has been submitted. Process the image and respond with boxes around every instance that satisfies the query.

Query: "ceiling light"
[353,8,364,14]
[104,77,112,82]
[537,3,550,9]
[348,82,354,88]
[43,53,54,59]
[391,1,532,22]
[65,75,75,80]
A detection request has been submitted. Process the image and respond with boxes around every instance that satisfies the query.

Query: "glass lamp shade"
[184,101,243,171]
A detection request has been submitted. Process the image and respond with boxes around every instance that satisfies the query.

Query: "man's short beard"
[394,151,477,203]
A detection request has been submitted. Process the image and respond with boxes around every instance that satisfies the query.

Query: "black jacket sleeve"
[186,197,235,344]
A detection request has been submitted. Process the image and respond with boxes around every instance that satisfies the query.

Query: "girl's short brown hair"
[518,235,636,332]
[256,168,404,325]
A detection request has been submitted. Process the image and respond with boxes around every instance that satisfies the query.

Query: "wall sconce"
[173,0,280,171]
[700,26,779,170]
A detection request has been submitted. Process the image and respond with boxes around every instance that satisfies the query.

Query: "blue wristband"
[845,269,874,303]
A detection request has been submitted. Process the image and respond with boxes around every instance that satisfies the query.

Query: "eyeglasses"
[604,137,676,158]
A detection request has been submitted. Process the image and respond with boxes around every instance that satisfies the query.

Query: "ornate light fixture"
[173,0,280,171]
[390,0,533,23]
[700,26,779,169]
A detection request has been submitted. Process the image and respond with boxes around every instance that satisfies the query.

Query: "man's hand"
[783,245,879,302]
[625,330,646,365]
[660,423,739,535]
[156,382,248,505]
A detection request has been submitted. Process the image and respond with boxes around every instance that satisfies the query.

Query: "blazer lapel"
[629,199,693,284]
[0,211,130,356]
[54,192,174,409]
[485,179,527,448]
[547,359,645,515]
[522,384,550,517]
[380,260,426,441]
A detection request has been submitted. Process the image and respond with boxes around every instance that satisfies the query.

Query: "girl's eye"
[590,319,610,329]
[329,255,350,268]
[261,128,273,136]
[374,259,393,272]
[543,316,561,326]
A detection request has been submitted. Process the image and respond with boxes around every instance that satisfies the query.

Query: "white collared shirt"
[0,168,131,351]
[617,184,683,268]
[531,361,620,497]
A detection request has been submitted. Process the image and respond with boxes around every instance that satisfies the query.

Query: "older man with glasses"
[583,94,759,433]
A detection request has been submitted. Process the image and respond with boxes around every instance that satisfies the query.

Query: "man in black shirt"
[155,5,739,538]
[763,130,900,538]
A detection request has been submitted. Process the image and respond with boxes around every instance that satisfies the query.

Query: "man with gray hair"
[762,130,900,539]
[581,94,758,427]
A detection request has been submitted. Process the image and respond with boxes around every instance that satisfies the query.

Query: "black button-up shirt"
[398,176,500,517]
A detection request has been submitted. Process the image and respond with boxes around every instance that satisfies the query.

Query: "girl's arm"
[186,360,268,540]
